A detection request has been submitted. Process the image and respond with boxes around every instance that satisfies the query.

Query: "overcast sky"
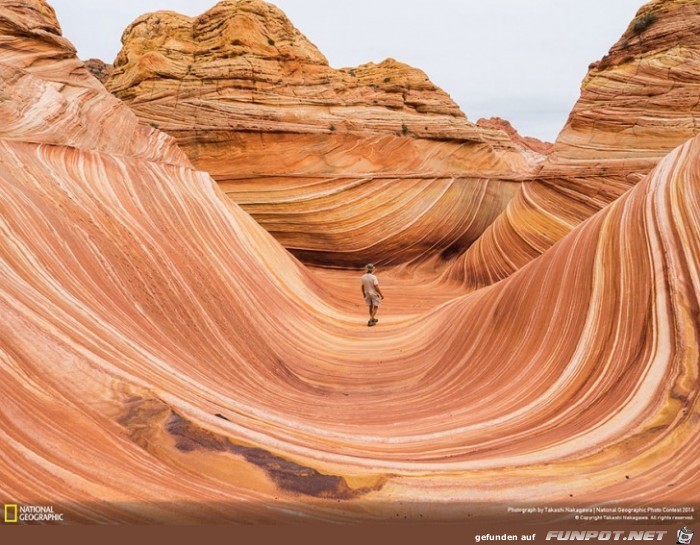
[50,0,644,142]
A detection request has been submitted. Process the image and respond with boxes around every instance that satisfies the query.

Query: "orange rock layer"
[1,0,699,524]
[449,0,700,288]
[105,0,543,267]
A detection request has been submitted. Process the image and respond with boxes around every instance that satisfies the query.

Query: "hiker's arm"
[362,286,366,297]
[375,285,384,299]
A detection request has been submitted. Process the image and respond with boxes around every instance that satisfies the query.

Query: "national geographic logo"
[3,504,64,523]
[3,504,18,523]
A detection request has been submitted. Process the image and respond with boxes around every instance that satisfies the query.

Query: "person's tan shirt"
[361,273,379,295]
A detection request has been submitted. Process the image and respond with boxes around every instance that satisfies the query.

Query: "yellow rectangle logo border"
[4,504,18,523]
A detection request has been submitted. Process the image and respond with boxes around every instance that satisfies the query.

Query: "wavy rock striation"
[448,0,700,288]
[1,0,699,523]
[105,0,543,267]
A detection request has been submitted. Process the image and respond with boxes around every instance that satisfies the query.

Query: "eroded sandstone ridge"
[105,0,543,267]
[1,0,699,523]
[449,0,700,287]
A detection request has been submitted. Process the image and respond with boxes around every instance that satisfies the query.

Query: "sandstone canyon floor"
[0,0,699,528]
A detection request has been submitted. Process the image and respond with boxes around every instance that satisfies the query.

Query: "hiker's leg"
[370,304,377,320]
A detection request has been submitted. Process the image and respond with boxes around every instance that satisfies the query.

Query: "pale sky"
[50,0,644,142]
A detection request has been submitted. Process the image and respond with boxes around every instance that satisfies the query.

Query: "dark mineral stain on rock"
[166,413,228,453]
[165,412,378,500]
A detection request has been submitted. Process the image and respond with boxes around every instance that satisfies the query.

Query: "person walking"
[361,263,384,326]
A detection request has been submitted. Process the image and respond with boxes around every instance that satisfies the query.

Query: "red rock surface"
[1,0,699,524]
[449,0,700,288]
[477,116,553,155]
[105,0,544,267]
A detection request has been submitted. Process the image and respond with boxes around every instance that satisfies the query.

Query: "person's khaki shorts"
[365,294,381,306]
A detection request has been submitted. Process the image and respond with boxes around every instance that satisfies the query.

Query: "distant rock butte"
[477,117,553,155]
[108,0,509,143]
[84,58,113,83]
[448,0,700,288]
[106,0,544,267]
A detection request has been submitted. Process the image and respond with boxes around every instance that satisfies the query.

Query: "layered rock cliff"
[448,0,700,287]
[105,0,543,267]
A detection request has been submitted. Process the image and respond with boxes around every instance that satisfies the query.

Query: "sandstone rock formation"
[476,117,553,155]
[448,0,700,288]
[105,0,544,267]
[84,57,113,83]
[2,0,699,523]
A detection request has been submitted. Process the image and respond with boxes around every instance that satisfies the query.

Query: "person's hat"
[366,263,375,271]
